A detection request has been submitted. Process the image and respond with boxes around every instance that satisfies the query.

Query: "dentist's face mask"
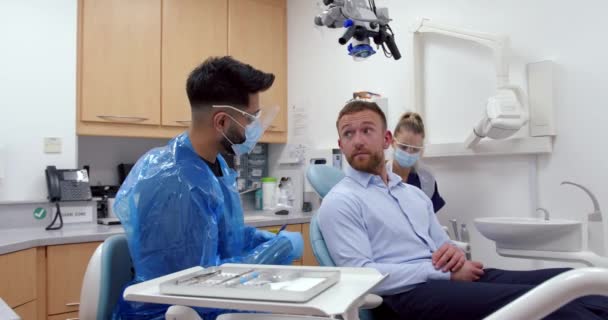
[213,105,278,156]
[393,141,424,168]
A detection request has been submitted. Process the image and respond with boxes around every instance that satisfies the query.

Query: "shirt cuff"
[427,267,451,281]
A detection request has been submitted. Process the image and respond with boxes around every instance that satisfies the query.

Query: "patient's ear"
[383,130,393,149]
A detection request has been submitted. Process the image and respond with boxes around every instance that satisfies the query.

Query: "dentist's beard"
[219,124,245,156]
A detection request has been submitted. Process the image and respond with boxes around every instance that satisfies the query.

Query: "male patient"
[318,100,608,319]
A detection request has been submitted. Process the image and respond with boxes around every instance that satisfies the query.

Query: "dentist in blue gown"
[112,56,303,319]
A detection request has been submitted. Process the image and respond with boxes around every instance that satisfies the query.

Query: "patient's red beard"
[347,149,384,174]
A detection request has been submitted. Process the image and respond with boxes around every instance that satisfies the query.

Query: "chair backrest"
[305,165,344,267]
[305,165,345,198]
[309,214,336,266]
[80,234,134,320]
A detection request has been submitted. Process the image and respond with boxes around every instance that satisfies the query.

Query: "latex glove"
[278,230,304,260]
[254,229,277,243]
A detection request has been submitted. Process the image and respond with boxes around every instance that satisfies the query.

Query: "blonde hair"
[394,112,425,138]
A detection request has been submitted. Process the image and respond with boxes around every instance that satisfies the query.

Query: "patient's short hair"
[336,100,387,130]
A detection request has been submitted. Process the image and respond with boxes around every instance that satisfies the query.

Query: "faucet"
[537,207,550,221]
[561,181,602,221]
[561,181,606,253]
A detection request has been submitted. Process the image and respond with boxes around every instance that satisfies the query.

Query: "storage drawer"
[46,242,101,315]
[0,248,37,307]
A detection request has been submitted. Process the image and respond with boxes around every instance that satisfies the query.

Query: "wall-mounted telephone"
[45,166,92,202]
[44,166,92,230]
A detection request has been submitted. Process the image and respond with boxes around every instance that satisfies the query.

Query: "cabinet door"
[80,0,161,125]
[228,0,287,133]
[14,300,37,320]
[0,248,37,308]
[162,0,228,127]
[46,242,101,315]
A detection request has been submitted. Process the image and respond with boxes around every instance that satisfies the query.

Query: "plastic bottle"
[261,177,277,210]
[254,188,263,210]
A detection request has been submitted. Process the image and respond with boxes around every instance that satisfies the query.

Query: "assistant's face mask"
[394,148,420,168]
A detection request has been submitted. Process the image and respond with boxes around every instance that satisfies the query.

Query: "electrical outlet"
[44,137,62,154]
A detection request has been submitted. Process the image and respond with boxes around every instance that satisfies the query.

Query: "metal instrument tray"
[159,265,340,303]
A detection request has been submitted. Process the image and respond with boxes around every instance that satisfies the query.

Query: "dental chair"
[306,165,383,320]
[80,234,134,320]
[80,235,205,320]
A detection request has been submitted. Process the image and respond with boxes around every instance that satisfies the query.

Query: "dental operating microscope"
[314,0,401,60]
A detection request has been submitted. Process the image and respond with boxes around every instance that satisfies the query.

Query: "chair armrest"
[359,294,383,309]
[452,240,470,252]
[485,268,608,320]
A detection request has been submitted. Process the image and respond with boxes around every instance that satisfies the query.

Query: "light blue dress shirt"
[318,164,452,296]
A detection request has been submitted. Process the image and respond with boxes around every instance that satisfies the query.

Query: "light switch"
[44,137,62,154]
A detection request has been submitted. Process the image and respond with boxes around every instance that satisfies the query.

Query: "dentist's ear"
[212,112,228,132]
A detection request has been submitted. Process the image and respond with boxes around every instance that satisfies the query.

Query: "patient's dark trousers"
[377,268,608,319]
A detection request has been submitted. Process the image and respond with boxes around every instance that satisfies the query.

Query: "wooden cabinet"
[162,0,228,128]
[80,0,161,126]
[77,0,287,142]
[14,300,37,320]
[228,0,287,143]
[0,247,45,320]
[46,242,101,316]
[0,248,37,308]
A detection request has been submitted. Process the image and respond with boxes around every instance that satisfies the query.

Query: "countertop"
[0,209,313,255]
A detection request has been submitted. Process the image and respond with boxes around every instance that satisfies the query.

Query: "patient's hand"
[450,261,484,282]
[432,243,466,272]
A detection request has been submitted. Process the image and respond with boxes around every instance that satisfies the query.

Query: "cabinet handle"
[66,318,80,320]
[175,120,191,126]
[97,115,148,123]
[268,125,277,130]
[65,302,80,306]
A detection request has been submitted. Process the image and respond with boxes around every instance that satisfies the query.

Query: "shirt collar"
[345,162,403,189]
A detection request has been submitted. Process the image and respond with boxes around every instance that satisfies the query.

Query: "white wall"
[0,0,77,202]
[288,0,608,269]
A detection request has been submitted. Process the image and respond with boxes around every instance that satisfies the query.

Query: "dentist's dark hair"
[186,56,275,111]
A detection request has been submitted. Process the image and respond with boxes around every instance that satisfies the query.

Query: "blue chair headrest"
[306,165,345,198]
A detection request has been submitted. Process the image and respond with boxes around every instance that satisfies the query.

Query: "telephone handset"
[44,166,92,230]
[45,166,92,202]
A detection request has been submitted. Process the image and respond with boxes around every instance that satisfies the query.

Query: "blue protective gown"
[112,132,296,319]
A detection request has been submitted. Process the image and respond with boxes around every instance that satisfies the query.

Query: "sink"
[474,217,583,252]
